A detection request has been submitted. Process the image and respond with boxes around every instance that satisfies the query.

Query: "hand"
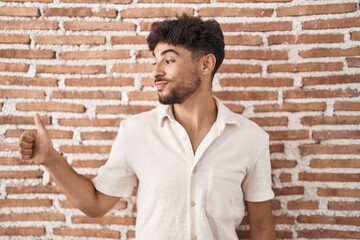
[18,114,55,165]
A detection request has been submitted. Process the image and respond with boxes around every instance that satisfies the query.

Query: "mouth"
[154,79,169,91]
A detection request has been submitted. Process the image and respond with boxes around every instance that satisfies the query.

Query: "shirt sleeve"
[242,136,274,202]
[92,120,137,197]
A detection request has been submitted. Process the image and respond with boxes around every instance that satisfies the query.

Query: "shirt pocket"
[205,167,245,220]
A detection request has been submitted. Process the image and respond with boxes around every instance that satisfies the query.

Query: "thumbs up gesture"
[18,114,55,165]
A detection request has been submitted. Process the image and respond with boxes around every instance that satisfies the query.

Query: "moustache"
[154,77,170,83]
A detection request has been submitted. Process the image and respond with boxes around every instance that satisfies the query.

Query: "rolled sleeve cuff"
[92,175,137,198]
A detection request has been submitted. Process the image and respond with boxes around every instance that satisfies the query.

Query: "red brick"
[303,16,360,30]
[61,0,129,2]
[60,50,129,60]
[0,212,65,222]
[0,116,50,125]
[113,63,153,73]
[0,227,45,236]
[0,34,30,44]
[225,50,288,60]
[72,159,107,168]
[65,77,134,87]
[302,74,360,86]
[0,89,45,99]
[221,21,292,32]
[268,62,343,73]
[274,215,295,224]
[122,8,193,18]
[270,144,284,153]
[37,65,106,74]
[275,231,293,239]
[58,118,121,127]
[96,105,154,114]
[111,35,147,45]
[0,49,55,59]
[297,215,360,226]
[128,91,158,101]
[351,31,360,41]
[0,63,29,72]
[268,34,344,45]
[334,101,360,111]
[284,88,358,99]
[254,102,326,112]
[44,8,117,18]
[0,7,40,17]
[51,90,120,100]
[298,229,360,239]
[80,132,117,140]
[72,215,136,225]
[64,21,135,31]
[218,64,261,73]
[279,173,292,182]
[0,21,58,30]
[59,145,111,154]
[310,159,360,169]
[219,0,290,2]
[199,7,272,17]
[0,199,52,207]
[318,188,360,198]
[299,144,360,155]
[127,230,136,238]
[301,116,360,126]
[6,129,73,139]
[224,35,262,46]
[0,157,30,165]
[0,76,57,87]
[271,159,297,168]
[250,117,288,126]
[0,170,43,179]
[277,3,356,17]
[300,47,360,58]
[16,102,85,113]
[347,57,360,67]
[214,91,278,101]
[273,186,304,196]
[225,104,244,114]
[288,200,318,210]
[53,228,120,238]
[0,142,17,151]
[268,130,309,140]
[6,185,61,194]
[328,201,360,211]
[35,35,105,45]
[313,130,360,140]
[2,0,51,2]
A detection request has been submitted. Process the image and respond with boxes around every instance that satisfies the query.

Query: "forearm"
[250,229,276,240]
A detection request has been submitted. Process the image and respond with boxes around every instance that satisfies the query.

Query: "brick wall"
[0,0,359,239]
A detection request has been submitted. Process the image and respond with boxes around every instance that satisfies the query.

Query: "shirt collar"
[157,97,241,128]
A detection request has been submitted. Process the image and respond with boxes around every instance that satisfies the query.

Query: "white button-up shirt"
[93,98,274,240]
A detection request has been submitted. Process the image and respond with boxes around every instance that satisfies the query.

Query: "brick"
[299,144,360,155]
[268,62,343,73]
[225,104,244,114]
[301,116,360,126]
[0,199,52,207]
[218,64,261,73]
[72,159,107,168]
[225,49,288,60]
[2,0,51,2]
[328,201,360,211]
[0,170,43,179]
[80,132,116,140]
[302,74,360,86]
[221,21,292,32]
[139,0,208,2]
[214,91,278,101]
[277,3,356,17]
[250,117,288,126]
[0,89,45,99]
[270,144,284,153]
[0,63,29,72]
[127,230,136,238]
[0,21,58,30]
[199,7,272,17]
[288,200,318,210]
[141,77,154,87]
[60,50,129,60]
[275,231,293,239]
[72,215,136,225]
[96,105,154,114]
[268,34,344,45]
[334,101,360,111]
[61,0,129,2]
[303,17,360,30]
[310,159,360,168]
[347,57,360,67]
[313,130,360,140]
[0,34,30,44]
[0,157,30,165]
[53,227,120,239]
[274,215,295,224]
[51,90,120,100]
[284,88,358,99]
[218,0,291,3]
[127,91,158,101]
[0,227,45,236]
[0,142,17,151]
[111,35,147,45]
[59,145,111,154]
[64,21,135,31]
[16,102,85,113]
[351,31,360,41]
[268,130,309,140]
[273,186,304,196]
[113,63,153,73]
[0,7,40,17]
[0,212,65,222]
[65,77,134,87]
[297,215,360,226]
[298,229,360,239]
[44,8,117,18]
[6,129,73,139]
[58,118,121,127]
[220,77,293,87]
[6,185,61,194]
[0,116,50,125]
[136,50,153,59]
[318,188,360,198]
[0,49,55,59]
[254,102,326,112]
[37,65,106,74]
[271,159,297,168]
[224,35,262,46]
[0,76,57,87]
[122,8,193,18]
[299,47,360,58]
[35,35,105,45]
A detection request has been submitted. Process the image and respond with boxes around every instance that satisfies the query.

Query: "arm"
[246,200,276,240]
[18,114,119,217]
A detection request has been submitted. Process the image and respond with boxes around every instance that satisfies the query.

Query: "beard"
[157,73,201,105]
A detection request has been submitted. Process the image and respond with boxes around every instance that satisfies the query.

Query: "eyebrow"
[153,49,180,57]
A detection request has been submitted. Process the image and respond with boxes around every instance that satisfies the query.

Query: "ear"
[199,54,216,76]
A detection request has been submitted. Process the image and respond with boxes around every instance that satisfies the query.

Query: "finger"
[19,148,33,155]
[20,154,32,161]
[19,141,34,149]
[20,131,36,143]
[34,114,48,135]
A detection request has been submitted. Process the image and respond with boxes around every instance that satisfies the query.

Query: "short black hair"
[147,14,225,78]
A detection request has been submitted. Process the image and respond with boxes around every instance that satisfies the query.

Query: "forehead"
[153,43,192,59]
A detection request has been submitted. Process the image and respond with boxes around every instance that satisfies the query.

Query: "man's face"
[152,43,202,105]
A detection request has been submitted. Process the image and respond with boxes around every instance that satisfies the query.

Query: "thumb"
[34,113,48,135]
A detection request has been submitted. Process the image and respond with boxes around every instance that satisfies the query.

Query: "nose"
[152,62,165,79]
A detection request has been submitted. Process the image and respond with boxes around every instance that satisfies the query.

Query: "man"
[18,14,275,240]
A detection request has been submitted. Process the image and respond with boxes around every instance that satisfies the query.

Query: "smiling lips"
[155,79,169,91]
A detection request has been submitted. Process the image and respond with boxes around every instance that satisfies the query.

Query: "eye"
[165,60,175,64]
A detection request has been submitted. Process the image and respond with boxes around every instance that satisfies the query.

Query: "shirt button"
[191,201,196,207]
